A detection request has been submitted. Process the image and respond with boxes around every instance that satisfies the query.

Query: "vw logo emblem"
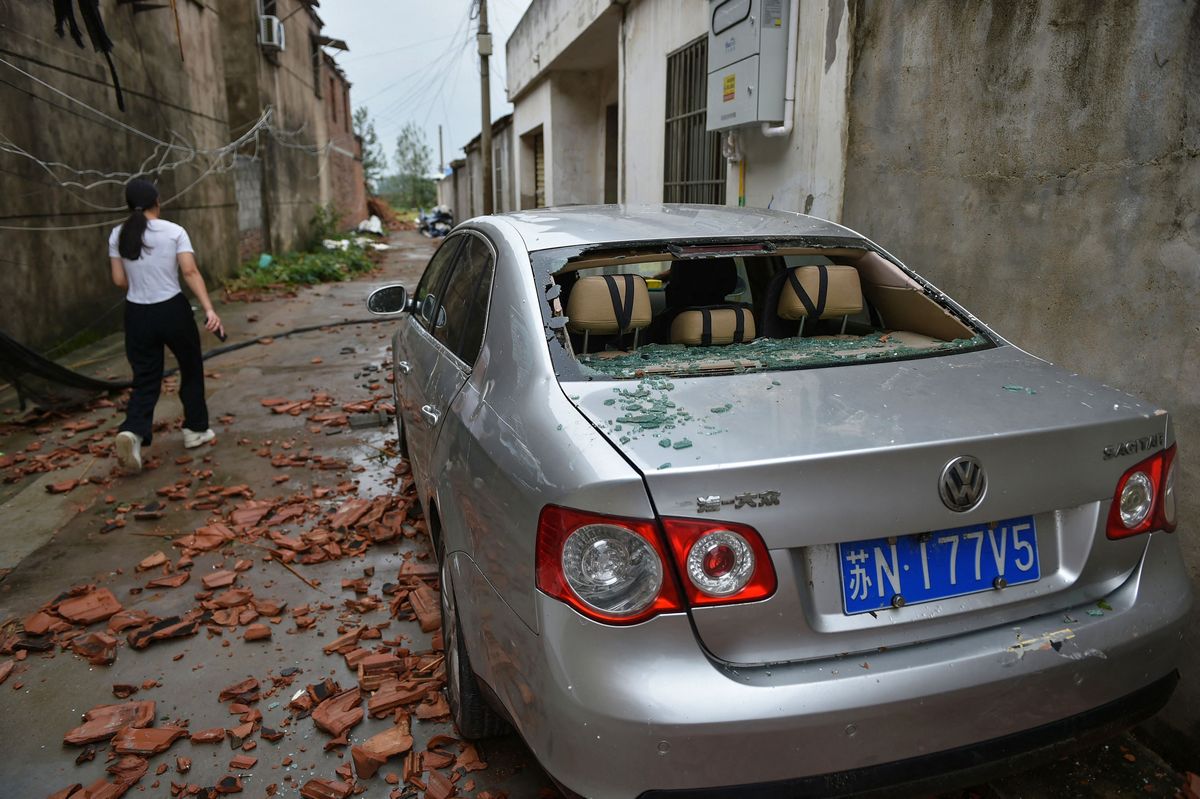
[939,456,986,512]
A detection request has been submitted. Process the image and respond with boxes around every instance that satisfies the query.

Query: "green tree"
[391,122,437,209]
[352,106,387,193]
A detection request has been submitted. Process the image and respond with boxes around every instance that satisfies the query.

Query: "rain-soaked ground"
[0,230,1192,799]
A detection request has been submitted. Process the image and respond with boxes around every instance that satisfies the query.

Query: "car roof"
[485,204,863,252]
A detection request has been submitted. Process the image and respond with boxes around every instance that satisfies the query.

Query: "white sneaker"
[183,428,216,449]
[115,431,142,473]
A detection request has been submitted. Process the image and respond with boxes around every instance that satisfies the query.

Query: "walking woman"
[109,179,223,472]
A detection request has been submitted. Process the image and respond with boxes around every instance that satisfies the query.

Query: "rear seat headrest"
[666,259,738,309]
[778,265,863,320]
[566,274,652,334]
[670,305,756,347]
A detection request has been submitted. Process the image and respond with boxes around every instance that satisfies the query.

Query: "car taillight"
[536,506,683,625]
[660,518,776,606]
[1106,444,1178,539]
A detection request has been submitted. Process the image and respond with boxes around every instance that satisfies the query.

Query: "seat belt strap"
[602,275,636,333]
[732,306,746,343]
[786,265,828,320]
[699,308,713,346]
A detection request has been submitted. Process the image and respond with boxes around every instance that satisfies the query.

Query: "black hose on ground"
[0,318,384,410]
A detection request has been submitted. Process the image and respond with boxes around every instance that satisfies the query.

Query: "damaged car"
[367,205,1191,798]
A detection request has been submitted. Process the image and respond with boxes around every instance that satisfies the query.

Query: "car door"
[395,234,464,493]
[407,231,497,507]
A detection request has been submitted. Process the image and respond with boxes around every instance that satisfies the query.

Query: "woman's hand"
[204,309,224,338]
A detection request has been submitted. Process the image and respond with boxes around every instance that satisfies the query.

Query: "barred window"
[663,36,726,204]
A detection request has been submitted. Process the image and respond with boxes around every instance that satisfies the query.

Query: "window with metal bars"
[663,36,726,205]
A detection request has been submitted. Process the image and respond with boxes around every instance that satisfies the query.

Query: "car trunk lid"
[565,345,1170,664]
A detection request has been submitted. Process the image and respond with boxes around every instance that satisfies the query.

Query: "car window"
[433,233,495,367]
[413,236,463,330]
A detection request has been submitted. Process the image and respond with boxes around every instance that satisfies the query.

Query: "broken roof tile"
[111,725,188,755]
[190,728,226,744]
[219,678,261,703]
[229,754,258,770]
[312,688,363,738]
[57,587,123,625]
[146,572,190,589]
[127,615,200,649]
[243,624,271,642]
[299,778,353,799]
[136,551,169,571]
[63,701,156,745]
[201,570,238,590]
[69,631,119,665]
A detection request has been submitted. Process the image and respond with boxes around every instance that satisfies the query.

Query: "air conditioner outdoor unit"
[259,15,285,51]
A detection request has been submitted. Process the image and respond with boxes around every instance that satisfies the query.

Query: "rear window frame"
[531,235,997,382]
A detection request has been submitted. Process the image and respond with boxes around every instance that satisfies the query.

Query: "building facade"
[501,0,1200,760]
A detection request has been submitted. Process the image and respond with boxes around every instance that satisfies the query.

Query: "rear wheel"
[440,558,507,739]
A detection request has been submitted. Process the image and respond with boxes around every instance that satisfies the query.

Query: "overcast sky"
[318,0,532,172]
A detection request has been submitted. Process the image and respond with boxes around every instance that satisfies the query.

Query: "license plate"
[837,516,1040,614]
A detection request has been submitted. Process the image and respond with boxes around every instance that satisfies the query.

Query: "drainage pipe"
[761,0,800,138]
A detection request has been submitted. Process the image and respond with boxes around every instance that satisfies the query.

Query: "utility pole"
[438,125,445,174]
[478,0,494,214]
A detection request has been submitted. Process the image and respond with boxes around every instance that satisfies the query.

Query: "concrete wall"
[506,0,612,99]
[622,0,708,203]
[840,0,1200,762]
[725,0,851,218]
[0,0,239,350]
[513,77,552,207]
[549,69,617,204]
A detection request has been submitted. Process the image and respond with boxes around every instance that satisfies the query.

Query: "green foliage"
[225,241,376,291]
[387,122,437,208]
[353,107,388,192]
[306,203,343,250]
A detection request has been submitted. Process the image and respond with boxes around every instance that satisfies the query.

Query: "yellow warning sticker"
[723,74,736,102]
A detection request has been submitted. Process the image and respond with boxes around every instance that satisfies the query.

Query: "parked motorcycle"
[418,206,453,238]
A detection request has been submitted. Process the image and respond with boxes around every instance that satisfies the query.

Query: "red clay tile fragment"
[190,727,225,744]
[202,570,238,590]
[312,688,363,738]
[136,551,169,571]
[229,721,254,748]
[229,754,258,769]
[108,609,158,633]
[173,523,235,552]
[46,785,83,799]
[70,631,119,665]
[211,588,254,609]
[23,610,58,636]
[253,599,286,617]
[63,701,156,745]
[146,572,190,589]
[215,775,244,793]
[111,684,138,698]
[46,478,80,494]
[243,624,271,642]
[299,778,353,799]
[176,756,191,773]
[409,585,441,633]
[106,754,150,784]
[111,725,188,755]
[58,588,123,625]
[350,718,413,779]
[425,770,456,799]
[0,660,13,686]
[218,678,260,703]
[126,615,199,649]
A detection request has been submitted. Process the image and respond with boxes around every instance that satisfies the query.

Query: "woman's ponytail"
[117,179,159,261]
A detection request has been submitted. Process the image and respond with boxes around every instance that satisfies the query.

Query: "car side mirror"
[367,284,409,315]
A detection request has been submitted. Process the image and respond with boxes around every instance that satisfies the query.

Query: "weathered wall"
[506,0,611,100]
[622,0,708,203]
[841,0,1200,762]
[323,55,368,226]
[549,68,616,205]
[512,77,551,207]
[0,0,239,350]
[728,0,851,218]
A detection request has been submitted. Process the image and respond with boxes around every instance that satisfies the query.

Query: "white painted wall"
[728,0,851,219]
[621,0,709,204]
[549,68,618,205]
[512,77,552,207]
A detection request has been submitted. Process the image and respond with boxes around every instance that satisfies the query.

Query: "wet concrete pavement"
[0,231,1191,798]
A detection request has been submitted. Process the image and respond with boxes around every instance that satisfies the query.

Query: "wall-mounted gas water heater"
[706,0,792,132]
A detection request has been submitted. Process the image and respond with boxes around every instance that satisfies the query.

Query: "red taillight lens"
[660,517,777,606]
[536,505,684,625]
[1106,444,1177,539]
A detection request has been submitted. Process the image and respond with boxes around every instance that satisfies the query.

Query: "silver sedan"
[367,205,1190,798]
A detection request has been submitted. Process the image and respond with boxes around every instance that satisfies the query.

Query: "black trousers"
[119,292,208,446]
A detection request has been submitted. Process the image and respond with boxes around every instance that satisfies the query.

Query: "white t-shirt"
[108,218,194,304]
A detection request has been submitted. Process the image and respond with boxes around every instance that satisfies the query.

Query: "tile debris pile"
[2,391,521,799]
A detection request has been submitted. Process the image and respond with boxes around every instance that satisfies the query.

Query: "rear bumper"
[519,532,1191,799]
[635,671,1178,798]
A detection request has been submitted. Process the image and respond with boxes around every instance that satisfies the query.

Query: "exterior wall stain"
[842,0,1200,763]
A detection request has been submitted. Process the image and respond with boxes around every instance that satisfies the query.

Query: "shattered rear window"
[533,239,994,381]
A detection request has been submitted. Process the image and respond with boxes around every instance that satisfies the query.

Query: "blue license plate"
[837,516,1040,614]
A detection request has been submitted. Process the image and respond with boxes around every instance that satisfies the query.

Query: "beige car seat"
[670,306,756,347]
[777,265,864,336]
[566,275,652,353]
